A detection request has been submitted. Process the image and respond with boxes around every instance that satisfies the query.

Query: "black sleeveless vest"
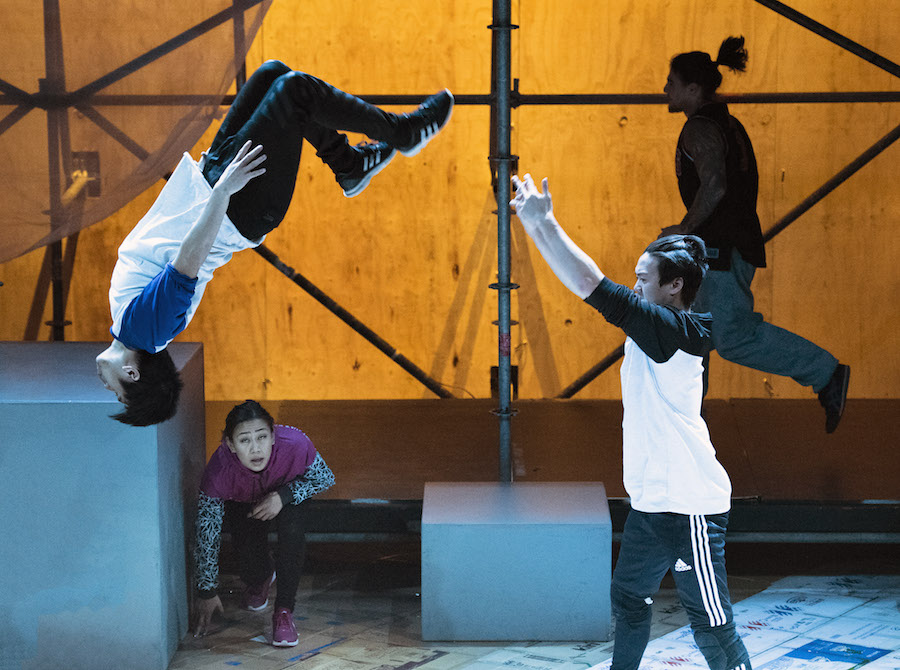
[676,102,765,270]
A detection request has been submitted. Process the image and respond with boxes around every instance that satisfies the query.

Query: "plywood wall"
[2,0,898,402]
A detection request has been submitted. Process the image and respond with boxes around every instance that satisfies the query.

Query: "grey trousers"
[693,248,837,392]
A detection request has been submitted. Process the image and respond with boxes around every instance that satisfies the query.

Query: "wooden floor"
[168,540,900,670]
[205,398,899,502]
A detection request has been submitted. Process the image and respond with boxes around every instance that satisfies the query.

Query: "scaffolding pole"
[488,0,517,482]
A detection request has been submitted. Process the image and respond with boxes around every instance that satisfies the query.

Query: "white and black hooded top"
[585,277,732,516]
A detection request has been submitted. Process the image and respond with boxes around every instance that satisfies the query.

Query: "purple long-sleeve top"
[201,424,319,502]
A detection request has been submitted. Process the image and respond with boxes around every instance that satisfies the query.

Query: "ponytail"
[671,35,747,97]
[716,36,748,73]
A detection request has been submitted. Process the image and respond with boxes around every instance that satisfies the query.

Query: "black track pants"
[610,510,751,670]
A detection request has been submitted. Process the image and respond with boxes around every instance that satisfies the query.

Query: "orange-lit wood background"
[1,0,898,402]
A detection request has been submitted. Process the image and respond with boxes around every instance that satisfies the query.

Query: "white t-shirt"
[620,337,732,515]
[586,277,732,516]
[108,153,263,351]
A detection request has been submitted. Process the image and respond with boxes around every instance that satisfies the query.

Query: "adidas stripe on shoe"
[337,141,397,198]
[397,89,454,157]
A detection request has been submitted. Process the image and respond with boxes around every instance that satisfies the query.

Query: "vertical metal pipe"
[232,0,248,89]
[49,241,65,340]
[491,0,514,482]
[43,0,67,341]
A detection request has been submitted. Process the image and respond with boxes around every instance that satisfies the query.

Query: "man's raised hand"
[213,140,267,198]
[510,174,554,235]
[172,141,266,278]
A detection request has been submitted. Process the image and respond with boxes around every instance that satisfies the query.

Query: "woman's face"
[226,418,274,472]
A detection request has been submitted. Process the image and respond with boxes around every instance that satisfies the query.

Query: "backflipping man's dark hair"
[222,400,275,442]
[670,35,748,98]
[111,349,183,426]
[644,235,708,308]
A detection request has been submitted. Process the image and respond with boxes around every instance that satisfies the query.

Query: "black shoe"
[818,363,849,434]
[397,89,454,156]
[336,141,396,198]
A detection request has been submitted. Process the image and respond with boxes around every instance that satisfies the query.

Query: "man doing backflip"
[662,36,849,432]
[95,60,453,426]
[511,173,751,670]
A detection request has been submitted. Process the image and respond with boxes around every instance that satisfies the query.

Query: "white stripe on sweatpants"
[690,515,727,627]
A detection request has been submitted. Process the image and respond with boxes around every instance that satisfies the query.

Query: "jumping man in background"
[662,36,849,432]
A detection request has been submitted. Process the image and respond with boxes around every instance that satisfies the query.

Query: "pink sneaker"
[240,571,275,611]
[272,607,298,647]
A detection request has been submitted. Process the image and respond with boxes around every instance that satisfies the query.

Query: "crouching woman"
[192,400,335,647]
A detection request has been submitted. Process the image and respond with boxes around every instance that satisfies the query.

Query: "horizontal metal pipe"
[516,92,900,106]
[5,90,900,108]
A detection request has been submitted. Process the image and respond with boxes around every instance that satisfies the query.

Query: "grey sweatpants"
[693,248,837,392]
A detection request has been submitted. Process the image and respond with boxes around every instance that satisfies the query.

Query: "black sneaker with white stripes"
[337,141,397,198]
[397,89,454,157]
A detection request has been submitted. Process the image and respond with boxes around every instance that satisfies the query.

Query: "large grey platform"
[421,481,612,641]
[0,342,205,670]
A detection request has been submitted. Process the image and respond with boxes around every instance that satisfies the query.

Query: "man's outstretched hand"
[510,174,554,235]
[213,140,267,198]
[173,141,267,279]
